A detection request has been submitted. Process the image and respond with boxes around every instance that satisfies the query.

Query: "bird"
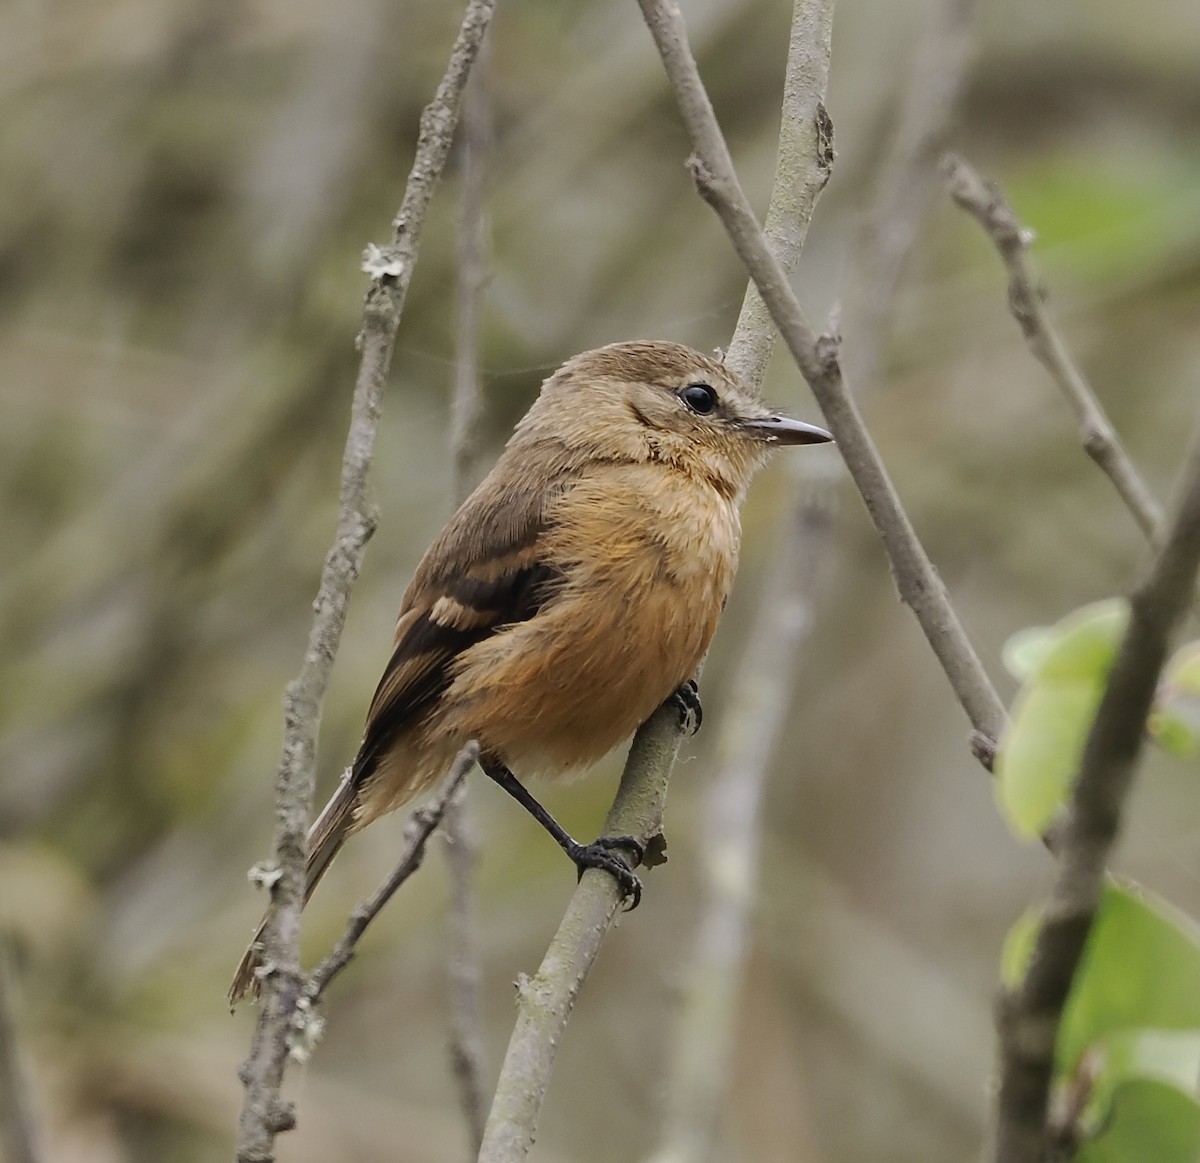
[230,339,831,1002]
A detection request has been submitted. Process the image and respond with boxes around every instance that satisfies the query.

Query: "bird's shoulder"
[400,457,571,628]
[353,460,569,784]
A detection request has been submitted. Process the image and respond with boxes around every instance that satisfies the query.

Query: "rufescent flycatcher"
[230,340,831,1001]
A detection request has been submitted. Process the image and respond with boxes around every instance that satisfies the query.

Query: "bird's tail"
[227,770,358,1006]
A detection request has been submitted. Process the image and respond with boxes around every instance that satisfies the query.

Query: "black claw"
[593,834,645,865]
[666,679,703,734]
[568,837,643,909]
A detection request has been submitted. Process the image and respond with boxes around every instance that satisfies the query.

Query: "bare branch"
[477,3,835,1157]
[0,934,42,1163]
[636,0,1008,751]
[233,3,497,1159]
[443,46,494,1157]
[991,423,1200,1163]
[942,154,1165,545]
[451,53,492,501]
[723,0,835,390]
[443,789,488,1155]
[305,743,481,1005]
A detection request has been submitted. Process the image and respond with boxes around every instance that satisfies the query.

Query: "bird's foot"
[568,835,644,909]
[666,679,703,734]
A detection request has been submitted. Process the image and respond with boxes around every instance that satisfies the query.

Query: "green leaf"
[1002,625,1056,682]
[1077,1079,1200,1163]
[1163,642,1200,692]
[1074,1030,1200,1158]
[1092,1029,1200,1111]
[1035,600,1128,684]
[996,681,1103,838]
[1065,887,1200,1073]
[1151,642,1200,758]
[1150,705,1200,759]
[1000,904,1040,989]
[1003,883,1200,1075]
[995,601,1129,838]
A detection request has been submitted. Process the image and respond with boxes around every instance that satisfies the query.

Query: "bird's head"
[511,340,831,499]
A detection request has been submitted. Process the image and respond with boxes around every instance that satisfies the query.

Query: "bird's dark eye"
[680,382,719,415]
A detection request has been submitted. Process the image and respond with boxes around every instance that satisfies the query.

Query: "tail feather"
[227,771,358,1005]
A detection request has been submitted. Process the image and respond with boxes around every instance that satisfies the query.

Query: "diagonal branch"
[990,423,1200,1163]
[232,3,497,1160]
[942,154,1165,545]
[477,2,835,1158]
[636,0,1008,751]
[722,0,834,390]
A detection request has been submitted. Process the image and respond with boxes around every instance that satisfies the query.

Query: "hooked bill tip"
[742,415,833,445]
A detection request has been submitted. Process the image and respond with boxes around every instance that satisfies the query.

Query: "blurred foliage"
[1152,641,1200,759]
[997,602,1200,837]
[996,599,1128,838]
[1004,883,1200,1161]
[994,593,1200,1158]
[3,0,1200,1161]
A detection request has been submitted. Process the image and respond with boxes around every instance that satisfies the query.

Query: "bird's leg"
[478,756,643,908]
[665,678,703,734]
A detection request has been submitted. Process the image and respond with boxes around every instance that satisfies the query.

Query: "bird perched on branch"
[230,339,830,1002]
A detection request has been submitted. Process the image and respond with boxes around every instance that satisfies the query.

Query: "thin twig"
[233,3,497,1160]
[722,0,835,390]
[991,423,1200,1163]
[477,3,836,1157]
[0,934,42,1163]
[842,0,981,389]
[443,45,493,1157]
[942,154,1165,545]
[443,787,488,1155]
[451,54,492,501]
[305,743,482,1004]
[636,0,1008,752]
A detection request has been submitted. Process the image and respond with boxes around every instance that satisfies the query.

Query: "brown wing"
[227,470,567,1005]
[350,470,569,790]
[351,554,564,785]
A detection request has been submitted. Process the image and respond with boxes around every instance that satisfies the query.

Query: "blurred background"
[3,0,1200,1159]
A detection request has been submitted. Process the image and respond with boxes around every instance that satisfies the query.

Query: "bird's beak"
[741,414,833,445]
